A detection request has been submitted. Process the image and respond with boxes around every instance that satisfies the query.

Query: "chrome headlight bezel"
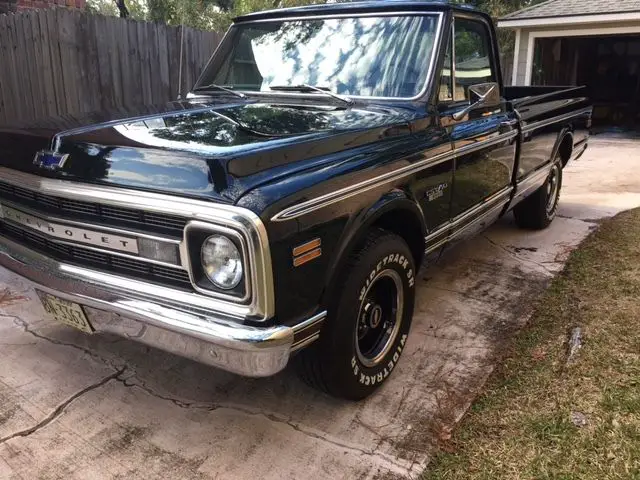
[184,221,250,302]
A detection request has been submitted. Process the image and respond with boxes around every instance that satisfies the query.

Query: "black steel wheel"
[514,156,563,230]
[545,162,561,218]
[355,269,404,368]
[295,229,416,400]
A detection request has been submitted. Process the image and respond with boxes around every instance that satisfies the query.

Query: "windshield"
[196,14,441,99]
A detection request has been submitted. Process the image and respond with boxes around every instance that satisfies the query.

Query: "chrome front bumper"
[0,234,323,377]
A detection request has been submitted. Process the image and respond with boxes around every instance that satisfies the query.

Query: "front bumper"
[0,234,322,377]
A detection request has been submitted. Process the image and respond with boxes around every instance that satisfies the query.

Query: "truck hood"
[0,99,420,205]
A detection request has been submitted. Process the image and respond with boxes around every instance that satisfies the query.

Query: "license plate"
[36,290,94,334]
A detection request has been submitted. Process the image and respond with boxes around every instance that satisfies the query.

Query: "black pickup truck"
[0,1,590,399]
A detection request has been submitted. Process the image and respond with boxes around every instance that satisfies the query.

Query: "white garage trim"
[498,12,640,29]
[524,24,640,85]
[511,28,521,85]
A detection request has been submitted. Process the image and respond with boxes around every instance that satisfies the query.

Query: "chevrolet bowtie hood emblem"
[33,151,69,170]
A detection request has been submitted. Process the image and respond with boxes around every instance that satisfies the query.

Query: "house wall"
[511,20,640,85]
[515,29,530,85]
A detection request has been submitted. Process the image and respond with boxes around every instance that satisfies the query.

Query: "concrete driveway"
[1,136,639,480]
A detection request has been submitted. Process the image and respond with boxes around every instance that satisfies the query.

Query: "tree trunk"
[114,0,129,18]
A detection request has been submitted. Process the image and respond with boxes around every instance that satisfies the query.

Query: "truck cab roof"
[234,1,487,23]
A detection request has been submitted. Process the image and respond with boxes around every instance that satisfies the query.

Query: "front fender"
[321,189,426,303]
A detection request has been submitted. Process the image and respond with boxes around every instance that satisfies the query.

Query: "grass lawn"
[423,208,640,480]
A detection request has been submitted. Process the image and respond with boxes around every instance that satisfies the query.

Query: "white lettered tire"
[296,229,416,400]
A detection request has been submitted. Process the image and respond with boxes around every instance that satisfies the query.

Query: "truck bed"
[504,85,588,107]
[505,86,591,148]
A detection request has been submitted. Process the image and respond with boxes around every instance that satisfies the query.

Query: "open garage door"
[532,35,640,128]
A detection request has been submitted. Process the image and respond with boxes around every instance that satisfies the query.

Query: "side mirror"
[452,82,500,121]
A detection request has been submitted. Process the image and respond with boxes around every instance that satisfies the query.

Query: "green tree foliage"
[450,0,547,69]
[86,0,146,19]
[86,0,320,31]
[87,0,545,33]
[86,0,544,77]
[450,0,546,19]
[215,0,323,30]
[147,0,225,30]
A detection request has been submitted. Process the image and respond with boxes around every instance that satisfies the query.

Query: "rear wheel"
[296,229,416,400]
[514,156,563,230]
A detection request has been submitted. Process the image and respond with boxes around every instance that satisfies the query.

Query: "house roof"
[502,0,640,20]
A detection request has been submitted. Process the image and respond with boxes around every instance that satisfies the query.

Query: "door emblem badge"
[426,183,448,202]
[33,151,69,171]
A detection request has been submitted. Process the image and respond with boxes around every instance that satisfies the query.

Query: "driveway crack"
[115,375,416,474]
[4,314,124,370]
[481,234,555,276]
[425,284,489,302]
[0,368,126,446]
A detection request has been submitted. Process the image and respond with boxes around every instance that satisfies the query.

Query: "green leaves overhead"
[87,0,322,30]
[448,0,547,19]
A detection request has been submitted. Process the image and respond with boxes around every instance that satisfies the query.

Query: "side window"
[453,18,496,102]
[438,33,453,102]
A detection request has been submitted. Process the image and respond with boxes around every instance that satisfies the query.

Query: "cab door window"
[438,32,454,102]
[453,18,496,102]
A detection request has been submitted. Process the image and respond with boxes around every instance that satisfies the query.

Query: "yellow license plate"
[36,290,94,334]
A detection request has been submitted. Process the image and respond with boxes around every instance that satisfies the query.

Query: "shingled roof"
[502,0,640,20]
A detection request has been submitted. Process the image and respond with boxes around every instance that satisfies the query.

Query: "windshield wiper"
[269,84,354,106]
[192,84,246,99]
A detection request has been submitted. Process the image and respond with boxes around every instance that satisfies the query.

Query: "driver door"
[437,16,517,244]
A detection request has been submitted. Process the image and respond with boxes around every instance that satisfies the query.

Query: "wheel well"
[558,134,573,167]
[371,209,425,267]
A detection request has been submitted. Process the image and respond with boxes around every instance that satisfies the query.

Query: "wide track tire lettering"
[295,228,416,400]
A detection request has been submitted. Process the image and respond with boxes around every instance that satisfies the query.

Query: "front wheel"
[295,229,416,400]
[514,157,563,230]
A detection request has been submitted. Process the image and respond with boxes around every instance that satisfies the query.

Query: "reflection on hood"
[0,98,424,205]
[110,103,417,154]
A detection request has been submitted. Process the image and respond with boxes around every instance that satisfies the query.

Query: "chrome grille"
[61,198,97,215]
[38,195,62,210]
[111,255,147,272]
[0,221,191,290]
[22,228,47,247]
[0,181,187,235]
[73,248,109,264]
[14,186,36,201]
[0,167,273,320]
[49,241,70,257]
[101,205,142,222]
[153,264,193,283]
[145,212,188,230]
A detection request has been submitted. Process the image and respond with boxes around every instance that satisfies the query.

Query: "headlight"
[201,235,243,290]
[185,221,248,300]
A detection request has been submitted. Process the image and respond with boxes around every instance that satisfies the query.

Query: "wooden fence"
[0,8,221,124]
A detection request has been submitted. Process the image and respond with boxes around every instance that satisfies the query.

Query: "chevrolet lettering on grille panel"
[0,204,139,254]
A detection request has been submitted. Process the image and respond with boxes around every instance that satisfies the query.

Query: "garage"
[499,0,640,129]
